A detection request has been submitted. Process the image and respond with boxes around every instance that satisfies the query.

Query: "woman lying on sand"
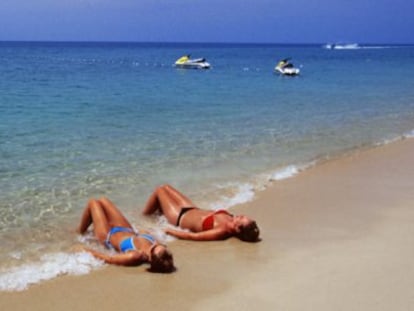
[78,197,175,273]
[142,184,260,242]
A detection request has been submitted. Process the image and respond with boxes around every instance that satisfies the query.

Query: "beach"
[2,42,414,278]
[1,137,413,310]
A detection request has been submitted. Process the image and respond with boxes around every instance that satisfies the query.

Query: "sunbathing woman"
[142,184,260,242]
[78,197,175,273]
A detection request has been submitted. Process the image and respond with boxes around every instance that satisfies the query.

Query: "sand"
[1,139,414,311]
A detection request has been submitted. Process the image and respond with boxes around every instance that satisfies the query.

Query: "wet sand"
[1,139,414,311]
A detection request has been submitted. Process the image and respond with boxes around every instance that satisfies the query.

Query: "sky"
[1,0,413,44]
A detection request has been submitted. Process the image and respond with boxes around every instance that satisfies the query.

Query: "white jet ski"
[174,55,211,69]
[274,58,300,76]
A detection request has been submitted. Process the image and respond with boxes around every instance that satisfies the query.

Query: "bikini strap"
[139,233,157,245]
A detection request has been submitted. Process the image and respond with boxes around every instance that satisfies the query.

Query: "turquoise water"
[1,42,414,290]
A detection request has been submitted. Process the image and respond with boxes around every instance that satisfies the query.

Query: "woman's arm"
[83,247,148,266]
[165,227,229,241]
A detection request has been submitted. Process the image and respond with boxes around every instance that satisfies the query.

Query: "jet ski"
[174,55,211,69]
[274,58,300,76]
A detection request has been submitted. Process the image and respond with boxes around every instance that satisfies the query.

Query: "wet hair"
[149,246,175,273]
[236,220,260,242]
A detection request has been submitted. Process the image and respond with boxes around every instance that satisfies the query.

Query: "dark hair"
[236,221,260,242]
[149,247,175,273]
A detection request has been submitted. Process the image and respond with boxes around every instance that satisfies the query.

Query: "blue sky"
[1,0,413,43]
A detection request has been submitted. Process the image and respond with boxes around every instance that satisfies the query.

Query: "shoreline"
[1,138,414,310]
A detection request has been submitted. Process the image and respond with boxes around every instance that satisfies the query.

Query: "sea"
[1,42,414,291]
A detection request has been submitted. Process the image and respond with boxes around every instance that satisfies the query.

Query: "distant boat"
[174,55,211,69]
[323,43,360,50]
[274,58,300,76]
[324,43,335,49]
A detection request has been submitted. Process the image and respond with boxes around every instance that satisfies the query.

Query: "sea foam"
[269,165,300,181]
[0,252,103,292]
[403,129,414,138]
[210,183,255,210]
[208,165,307,211]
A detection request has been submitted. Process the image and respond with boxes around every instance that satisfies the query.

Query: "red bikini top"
[202,210,232,231]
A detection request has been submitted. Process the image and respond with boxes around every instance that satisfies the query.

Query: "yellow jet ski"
[274,58,300,76]
[174,55,211,69]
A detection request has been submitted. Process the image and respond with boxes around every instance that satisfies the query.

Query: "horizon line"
[1,40,413,46]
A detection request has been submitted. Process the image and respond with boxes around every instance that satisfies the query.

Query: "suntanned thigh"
[98,197,132,228]
[88,200,111,242]
[163,184,195,207]
[156,187,184,224]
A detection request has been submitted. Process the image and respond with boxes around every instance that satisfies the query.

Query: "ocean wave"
[207,163,313,211]
[374,129,414,146]
[210,183,256,210]
[0,252,103,292]
[205,129,414,214]
[403,129,414,138]
[269,165,300,181]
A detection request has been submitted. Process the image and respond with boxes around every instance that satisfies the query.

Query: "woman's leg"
[143,186,183,225]
[163,184,196,207]
[98,197,132,228]
[142,187,162,215]
[78,199,111,243]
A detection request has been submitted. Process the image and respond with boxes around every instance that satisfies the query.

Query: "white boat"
[174,55,211,69]
[274,58,300,76]
[323,43,359,50]
[324,43,335,49]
